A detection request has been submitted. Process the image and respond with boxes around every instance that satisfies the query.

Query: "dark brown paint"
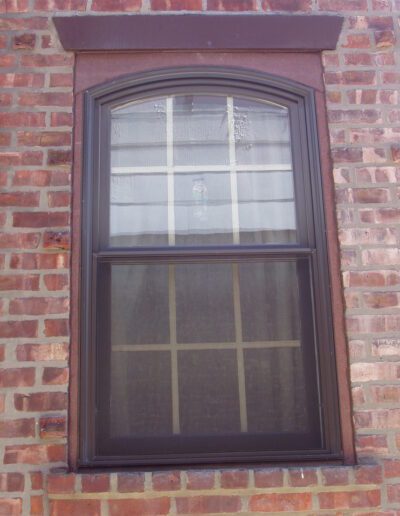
[69,53,354,469]
[54,14,343,53]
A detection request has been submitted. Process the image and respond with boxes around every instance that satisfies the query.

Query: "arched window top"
[109,93,295,248]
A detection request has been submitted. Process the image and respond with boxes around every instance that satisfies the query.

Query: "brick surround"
[0,0,400,514]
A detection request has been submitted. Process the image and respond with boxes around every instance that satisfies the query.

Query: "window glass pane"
[110,351,172,437]
[239,261,301,342]
[110,173,168,246]
[174,172,233,245]
[111,98,167,167]
[111,264,170,345]
[178,349,241,434]
[173,95,229,166]
[234,98,292,166]
[101,259,316,444]
[237,171,296,244]
[175,263,235,344]
[109,94,297,247]
[244,347,308,433]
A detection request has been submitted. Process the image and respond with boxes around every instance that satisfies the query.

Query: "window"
[80,68,342,467]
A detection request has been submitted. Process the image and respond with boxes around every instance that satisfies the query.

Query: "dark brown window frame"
[56,13,355,470]
[76,67,349,468]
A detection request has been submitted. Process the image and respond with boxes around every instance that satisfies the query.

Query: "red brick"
[44,274,68,291]
[0,418,35,438]
[263,0,311,9]
[318,490,380,509]
[0,320,37,338]
[186,471,215,490]
[353,188,390,203]
[254,468,284,487]
[152,471,180,490]
[10,253,68,270]
[49,73,73,87]
[4,444,65,464]
[2,0,29,10]
[391,145,400,162]
[0,17,48,30]
[44,319,69,336]
[384,459,400,478]
[220,469,248,488]
[0,93,12,106]
[42,367,68,385]
[82,474,110,493]
[288,469,318,487]
[151,0,201,8]
[0,274,39,291]
[17,131,71,147]
[43,232,70,250]
[343,34,371,48]
[0,499,22,516]
[30,472,43,490]
[16,343,68,361]
[39,416,66,439]
[9,297,69,315]
[91,0,141,10]
[47,192,70,208]
[50,112,72,127]
[321,467,350,486]
[371,385,400,403]
[109,498,170,515]
[0,55,16,67]
[0,473,24,492]
[374,29,395,47]
[30,495,43,515]
[20,54,73,68]
[363,292,399,308]
[0,368,35,387]
[50,499,100,516]
[47,474,75,494]
[0,73,44,88]
[207,0,256,9]
[13,212,69,228]
[117,472,145,492]
[13,33,35,49]
[355,465,383,484]
[0,112,46,128]
[47,150,72,167]
[331,148,363,163]
[250,493,312,512]
[18,92,72,107]
[318,0,367,9]
[12,170,50,187]
[14,392,67,411]
[34,0,86,9]
[0,192,39,207]
[0,133,11,146]
[176,495,240,514]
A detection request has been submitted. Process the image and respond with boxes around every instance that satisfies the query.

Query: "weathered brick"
[81,474,110,493]
[39,415,66,439]
[14,392,67,411]
[4,444,65,464]
[50,499,100,516]
[108,498,170,515]
[0,418,35,438]
[176,495,240,514]
[250,493,312,512]
[0,368,35,387]
[117,472,145,492]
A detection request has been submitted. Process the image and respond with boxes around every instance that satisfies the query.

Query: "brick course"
[0,0,400,514]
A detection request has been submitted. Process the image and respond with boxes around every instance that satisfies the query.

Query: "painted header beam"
[54,14,343,52]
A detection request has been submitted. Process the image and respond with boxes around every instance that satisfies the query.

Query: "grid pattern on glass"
[109,95,296,246]
[109,260,308,438]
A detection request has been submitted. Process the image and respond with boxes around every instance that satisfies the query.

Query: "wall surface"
[0,0,400,514]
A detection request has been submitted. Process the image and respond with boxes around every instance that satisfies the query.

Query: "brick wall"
[0,0,399,514]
